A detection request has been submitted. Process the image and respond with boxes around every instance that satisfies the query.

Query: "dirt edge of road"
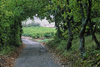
[0,43,26,67]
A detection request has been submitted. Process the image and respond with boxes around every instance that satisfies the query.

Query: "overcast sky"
[22,16,55,28]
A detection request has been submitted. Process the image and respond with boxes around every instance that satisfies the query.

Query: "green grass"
[47,33,100,67]
[22,27,56,38]
[37,39,53,43]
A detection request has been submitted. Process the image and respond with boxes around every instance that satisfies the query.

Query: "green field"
[22,27,56,38]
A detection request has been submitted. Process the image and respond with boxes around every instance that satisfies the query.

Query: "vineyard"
[22,27,56,38]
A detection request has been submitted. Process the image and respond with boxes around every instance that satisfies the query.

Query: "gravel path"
[14,39,61,67]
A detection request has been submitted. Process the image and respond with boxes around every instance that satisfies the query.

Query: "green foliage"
[22,27,56,38]
[56,40,66,53]
[0,45,16,55]
[47,38,61,49]
[0,0,40,53]
[0,0,100,64]
[47,33,100,66]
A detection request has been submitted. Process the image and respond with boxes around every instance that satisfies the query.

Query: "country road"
[14,38,61,67]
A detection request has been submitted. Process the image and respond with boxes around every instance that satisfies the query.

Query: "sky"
[22,16,55,28]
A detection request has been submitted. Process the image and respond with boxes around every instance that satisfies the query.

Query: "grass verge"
[35,38,53,43]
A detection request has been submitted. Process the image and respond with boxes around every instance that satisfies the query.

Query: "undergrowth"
[46,33,100,67]
[0,45,16,55]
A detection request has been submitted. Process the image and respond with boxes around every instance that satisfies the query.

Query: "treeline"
[0,0,100,59]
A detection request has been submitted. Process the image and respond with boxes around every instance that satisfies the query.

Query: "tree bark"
[79,0,94,59]
[19,21,23,43]
[66,0,73,50]
[79,1,88,59]
[55,10,60,38]
[0,34,3,51]
[66,16,73,50]
[79,18,88,59]
[88,0,100,49]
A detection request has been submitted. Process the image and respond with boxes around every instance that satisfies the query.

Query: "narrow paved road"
[14,39,61,67]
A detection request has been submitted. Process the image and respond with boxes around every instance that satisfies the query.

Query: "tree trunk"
[79,0,93,59]
[55,10,60,38]
[66,0,73,50]
[92,33,100,49]
[88,0,100,49]
[79,25,86,59]
[66,16,73,50]
[19,21,22,43]
[79,1,88,59]
[89,22,100,49]
[0,34,2,51]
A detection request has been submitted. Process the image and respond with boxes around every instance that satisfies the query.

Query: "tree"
[0,0,100,59]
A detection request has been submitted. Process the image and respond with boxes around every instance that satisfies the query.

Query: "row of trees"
[35,0,100,59]
[0,0,100,59]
